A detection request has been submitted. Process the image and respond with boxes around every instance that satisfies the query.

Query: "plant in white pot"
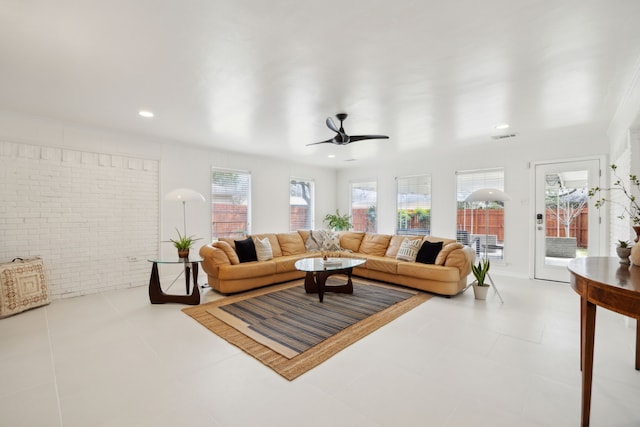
[323,209,353,231]
[616,240,632,264]
[471,258,491,300]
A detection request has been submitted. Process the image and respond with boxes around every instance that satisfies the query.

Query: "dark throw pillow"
[416,241,443,264]
[234,237,258,263]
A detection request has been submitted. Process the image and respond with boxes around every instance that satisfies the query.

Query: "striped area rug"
[183,278,431,380]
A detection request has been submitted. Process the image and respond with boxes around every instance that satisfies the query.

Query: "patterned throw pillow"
[395,238,422,262]
[304,230,323,251]
[305,230,342,252]
[321,231,341,251]
[254,237,273,261]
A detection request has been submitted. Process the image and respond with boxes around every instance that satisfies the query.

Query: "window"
[396,175,431,235]
[211,168,251,239]
[290,178,314,231]
[350,180,377,232]
[456,168,505,260]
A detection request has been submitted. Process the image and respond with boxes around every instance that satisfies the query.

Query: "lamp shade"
[164,188,205,203]
[465,188,511,203]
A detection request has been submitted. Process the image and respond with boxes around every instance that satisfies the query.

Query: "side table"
[147,257,202,305]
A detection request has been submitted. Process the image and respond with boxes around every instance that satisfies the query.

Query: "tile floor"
[1,274,639,427]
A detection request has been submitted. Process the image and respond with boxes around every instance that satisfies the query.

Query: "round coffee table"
[294,257,366,302]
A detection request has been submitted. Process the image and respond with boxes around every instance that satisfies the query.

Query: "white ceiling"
[1,0,640,168]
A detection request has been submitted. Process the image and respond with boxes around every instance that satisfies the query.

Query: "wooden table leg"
[304,268,355,302]
[581,295,596,427]
[148,261,200,305]
[636,319,640,371]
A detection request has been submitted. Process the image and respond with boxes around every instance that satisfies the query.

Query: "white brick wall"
[0,141,159,299]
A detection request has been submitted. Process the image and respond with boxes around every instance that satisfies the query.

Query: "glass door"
[534,159,601,282]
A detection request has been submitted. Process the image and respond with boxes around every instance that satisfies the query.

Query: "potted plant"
[471,258,490,300]
[166,228,202,258]
[616,240,632,264]
[323,209,353,231]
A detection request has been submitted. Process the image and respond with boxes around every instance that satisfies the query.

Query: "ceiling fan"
[307,113,389,146]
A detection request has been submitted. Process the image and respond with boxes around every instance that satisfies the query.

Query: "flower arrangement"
[588,164,640,225]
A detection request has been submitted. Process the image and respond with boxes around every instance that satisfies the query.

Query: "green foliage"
[166,228,202,250]
[414,207,430,222]
[589,164,640,225]
[323,209,352,231]
[618,240,632,248]
[472,259,490,286]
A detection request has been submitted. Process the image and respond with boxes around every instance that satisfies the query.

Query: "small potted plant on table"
[471,258,491,300]
[167,228,202,258]
[616,240,632,264]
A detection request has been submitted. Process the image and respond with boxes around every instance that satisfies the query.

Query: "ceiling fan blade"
[326,117,340,133]
[349,135,389,142]
[306,138,336,146]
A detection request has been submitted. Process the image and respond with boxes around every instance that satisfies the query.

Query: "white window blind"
[211,168,251,239]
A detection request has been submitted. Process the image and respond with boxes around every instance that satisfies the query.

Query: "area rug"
[182,278,431,380]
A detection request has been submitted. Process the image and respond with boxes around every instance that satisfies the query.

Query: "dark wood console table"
[148,257,202,305]
[567,257,640,427]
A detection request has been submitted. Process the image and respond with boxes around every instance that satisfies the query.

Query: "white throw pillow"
[396,238,421,262]
[254,237,273,261]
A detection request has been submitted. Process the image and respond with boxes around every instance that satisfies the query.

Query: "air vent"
[344,158,358,162]
[491,133,518,140]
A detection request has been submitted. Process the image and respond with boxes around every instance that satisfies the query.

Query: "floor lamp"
[465,188,510,303]
[164,188,206,237]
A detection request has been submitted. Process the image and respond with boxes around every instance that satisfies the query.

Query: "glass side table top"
[147,257,203,264]
[294,257,365,272]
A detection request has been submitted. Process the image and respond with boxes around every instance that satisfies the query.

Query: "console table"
[567,257,640,427]
[147,257,202,305]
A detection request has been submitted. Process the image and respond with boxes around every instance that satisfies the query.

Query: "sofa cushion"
[254,236,273,262]
[339,232,365,252]
[251,234,282,257]
[219,237,236,249]
[416,241,443,264]
[397,262,459,282]
[213,241,240,265]
[358,234,392,256]
[218,261,276,280]
[234,237,258,263]
[396,238,422,262]
[277,232,306,255]
[385,235,423,258]
[435,242,464,266]
[364,256,398,274]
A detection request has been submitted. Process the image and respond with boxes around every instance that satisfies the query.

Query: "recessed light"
[138,110,155,118]
[328,154,335,158]
[495,123,510,130]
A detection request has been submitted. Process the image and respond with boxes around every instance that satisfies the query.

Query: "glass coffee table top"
[294,257,366,272]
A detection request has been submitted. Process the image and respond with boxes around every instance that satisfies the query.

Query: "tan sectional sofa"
[199,230,475,297]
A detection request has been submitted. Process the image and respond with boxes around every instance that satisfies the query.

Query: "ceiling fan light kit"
[307,113,389,146]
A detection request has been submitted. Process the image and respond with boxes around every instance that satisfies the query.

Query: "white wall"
[0,112,337,298]
[336,125,608,278]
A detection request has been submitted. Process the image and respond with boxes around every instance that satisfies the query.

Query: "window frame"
[210,167,251,240]
[396,174,432,236]
[289,177,315,231]
[350,179,377,233]
[456,168,506,261]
